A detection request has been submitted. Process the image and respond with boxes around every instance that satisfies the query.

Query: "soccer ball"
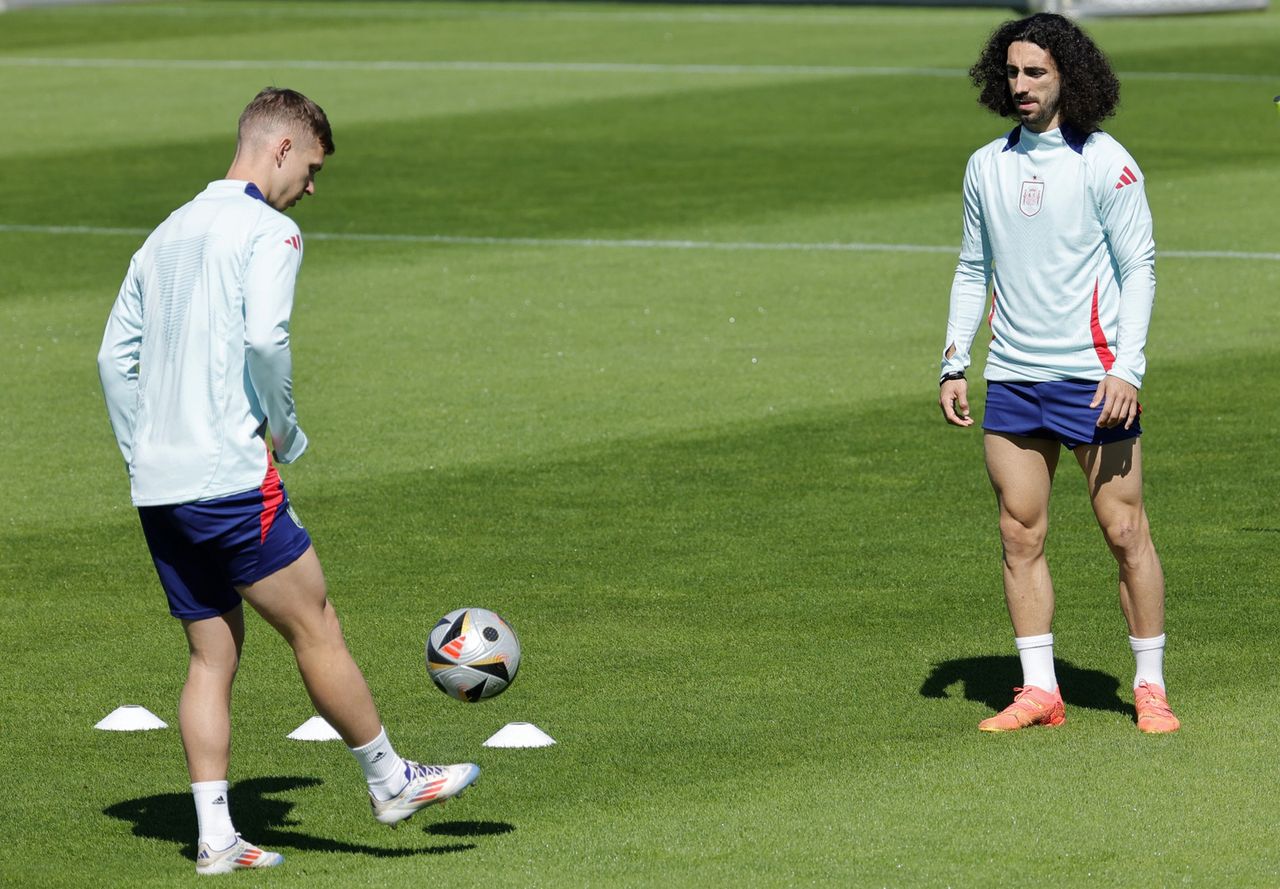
[425,607,521,702]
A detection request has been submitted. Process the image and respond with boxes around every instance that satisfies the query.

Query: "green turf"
[2,2,1279,886]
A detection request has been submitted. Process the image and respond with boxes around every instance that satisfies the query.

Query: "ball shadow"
[425,820,517,838]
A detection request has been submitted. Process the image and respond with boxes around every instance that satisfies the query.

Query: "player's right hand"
[939,379,973,427]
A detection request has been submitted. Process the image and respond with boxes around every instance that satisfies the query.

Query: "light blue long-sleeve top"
[941,124,1156,388]
[98,180,308,506]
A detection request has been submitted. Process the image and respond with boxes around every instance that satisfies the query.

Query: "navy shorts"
[983,379,1142,450]
[137,466,312,620]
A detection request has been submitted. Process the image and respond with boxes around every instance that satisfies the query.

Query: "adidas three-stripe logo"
[1114,166,1139,190]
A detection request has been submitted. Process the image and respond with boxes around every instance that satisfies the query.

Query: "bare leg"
[985,432,1061,636]
[1074,438,1165,637]
[180,607,245,782]
[237,546,381,748]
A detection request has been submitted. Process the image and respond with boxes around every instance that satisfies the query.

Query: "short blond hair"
[237,87,334,155]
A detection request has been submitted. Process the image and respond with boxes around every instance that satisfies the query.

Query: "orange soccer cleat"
[1134,681,1180,734]
[979,685,1066,732]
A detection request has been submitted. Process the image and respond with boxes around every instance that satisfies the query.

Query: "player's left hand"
[1090,375,1139,429]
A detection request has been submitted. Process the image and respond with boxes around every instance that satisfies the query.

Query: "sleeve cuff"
[1107,366,1143,389]
[273,427,308,464]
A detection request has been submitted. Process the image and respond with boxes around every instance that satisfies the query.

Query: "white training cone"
[95,705,168,731]
[287,715,343,741]
[484,722,556,748]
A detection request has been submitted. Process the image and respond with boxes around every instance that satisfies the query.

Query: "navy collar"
[1002,123,1091,156]
[243,182,268,204]
[1060,122,1090,155]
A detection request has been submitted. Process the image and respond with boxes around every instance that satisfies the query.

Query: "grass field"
[2,1,1279,886]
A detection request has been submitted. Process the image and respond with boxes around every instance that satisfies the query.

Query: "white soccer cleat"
[195,834,283,876]
[370,761,480,827]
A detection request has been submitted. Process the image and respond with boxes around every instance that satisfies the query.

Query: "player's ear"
[275,136,292,168]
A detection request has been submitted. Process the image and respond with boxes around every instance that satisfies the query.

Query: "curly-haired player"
[937,14,1180,734]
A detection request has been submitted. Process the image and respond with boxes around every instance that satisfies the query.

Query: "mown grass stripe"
[2,223,1278,262]
[0,56,1275,84]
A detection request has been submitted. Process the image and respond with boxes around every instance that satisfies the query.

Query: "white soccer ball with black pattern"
[425,607,521,702]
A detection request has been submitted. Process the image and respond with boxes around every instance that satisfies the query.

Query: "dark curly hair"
[969,13,1120,133]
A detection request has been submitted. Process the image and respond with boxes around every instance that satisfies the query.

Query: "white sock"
[191,780,236,851]
[349,726,407,801]
[1015,633,1057,691]
[1130,633,1166,690]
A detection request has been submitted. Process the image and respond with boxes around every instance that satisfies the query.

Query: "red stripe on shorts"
[259,461,283,544]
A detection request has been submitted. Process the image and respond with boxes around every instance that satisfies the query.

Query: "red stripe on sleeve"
[1089,279,1116,372]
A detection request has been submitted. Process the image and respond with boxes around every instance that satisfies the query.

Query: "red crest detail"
[1019,180,1044,217]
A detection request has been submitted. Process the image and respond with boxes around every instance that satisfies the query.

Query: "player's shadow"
[920,655,1132,718]
[104,776,514,860]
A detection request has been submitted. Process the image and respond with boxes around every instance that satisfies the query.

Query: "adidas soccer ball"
[425,607,521,702]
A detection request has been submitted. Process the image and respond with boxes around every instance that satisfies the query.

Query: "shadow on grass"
[426,820,516,838]
[920,655,1132,719]
[104,775,512,860]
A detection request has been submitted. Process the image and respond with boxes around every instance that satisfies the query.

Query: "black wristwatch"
[939,371,966,385]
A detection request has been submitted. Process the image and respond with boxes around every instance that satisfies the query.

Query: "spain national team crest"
[1020,179,1045,217]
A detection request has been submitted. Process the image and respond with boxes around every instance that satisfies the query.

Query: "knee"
[289,599,346,651]
[999,515,1047,564]
[1102,514,1152,561]
[320,599,344,639]
[190,648,239,680]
